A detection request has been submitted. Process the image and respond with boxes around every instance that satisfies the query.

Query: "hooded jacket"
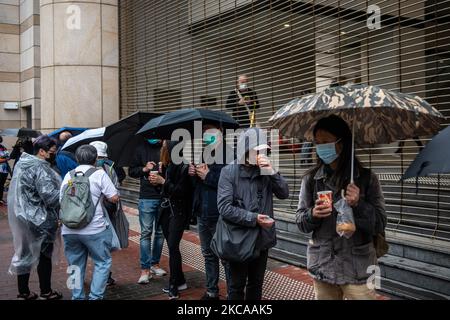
[217,128,289,251]
[7,153,61,275]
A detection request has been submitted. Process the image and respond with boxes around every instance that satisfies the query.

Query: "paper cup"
[317,191,333,207]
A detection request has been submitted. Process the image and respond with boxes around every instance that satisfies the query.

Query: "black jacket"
[192,143,234,221]
[128,143,162,199]
[225,88,260,127]
[162,164,193,224]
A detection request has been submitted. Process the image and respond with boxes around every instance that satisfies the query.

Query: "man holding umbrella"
[129,138,167,283]
[189,123,233,300]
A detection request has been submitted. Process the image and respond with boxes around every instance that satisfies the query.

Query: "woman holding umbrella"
[149,140,193,300]
[296,115,387,300]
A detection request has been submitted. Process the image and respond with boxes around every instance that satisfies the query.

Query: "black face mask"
[46,153,56,164]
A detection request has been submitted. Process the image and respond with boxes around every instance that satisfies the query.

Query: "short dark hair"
[33,135,57,155]
[75,145,97,165]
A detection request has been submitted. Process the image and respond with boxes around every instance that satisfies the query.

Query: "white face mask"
[239,83,248,90]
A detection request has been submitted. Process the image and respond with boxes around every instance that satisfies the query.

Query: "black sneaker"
[39,290,63,300]
[162,283,187,293]
[201,292,219,300]
[167,285,179,300]
[17,292,38,300]
[107,273,116,286]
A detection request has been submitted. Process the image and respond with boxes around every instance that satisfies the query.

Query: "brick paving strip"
[0,205,387,300]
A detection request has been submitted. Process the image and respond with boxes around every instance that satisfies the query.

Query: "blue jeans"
[63,227,113,300]
[138,199,164,270]
[198,218,230,297]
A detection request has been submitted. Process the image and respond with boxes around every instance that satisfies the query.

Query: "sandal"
[17,292,38,300]
[39,290,63,300]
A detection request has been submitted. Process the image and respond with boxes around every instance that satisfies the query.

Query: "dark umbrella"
[402,126,450,180]
[137,108,239,164]
[103,111,162,167]
[137,108,239,138]
[48,127,87,139]
[0,128,42,138]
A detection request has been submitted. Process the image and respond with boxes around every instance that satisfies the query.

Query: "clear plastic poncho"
[7,153,62,275]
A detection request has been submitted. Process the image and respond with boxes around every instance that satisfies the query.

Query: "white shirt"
[60,165,118,236]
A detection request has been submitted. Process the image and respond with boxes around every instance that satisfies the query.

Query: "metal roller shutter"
[119,0,450,242]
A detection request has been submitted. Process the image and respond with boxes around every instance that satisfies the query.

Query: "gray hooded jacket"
[217,128,290,251]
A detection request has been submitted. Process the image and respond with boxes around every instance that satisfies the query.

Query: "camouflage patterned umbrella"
[269,84,444,182]
[269,84,443,145]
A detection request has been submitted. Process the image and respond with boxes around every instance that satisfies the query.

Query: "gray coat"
[296,165,387,285]
[217,163,289,251]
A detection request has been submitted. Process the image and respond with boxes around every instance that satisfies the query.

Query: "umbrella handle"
[350,113,355,184]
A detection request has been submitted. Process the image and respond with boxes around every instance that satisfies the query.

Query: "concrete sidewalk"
[0,204,388,300]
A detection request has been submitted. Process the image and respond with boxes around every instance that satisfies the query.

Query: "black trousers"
[159,210,187,287]
[228,250,269,300]
[17,244,53,295]
[0,172,7,201]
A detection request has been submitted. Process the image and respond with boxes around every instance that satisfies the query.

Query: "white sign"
[3,102,19,110]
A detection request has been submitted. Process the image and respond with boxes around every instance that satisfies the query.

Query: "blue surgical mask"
[96,159,106,167]
[148,139,161,145]
[316,139,341,164]
[203,132,219,146]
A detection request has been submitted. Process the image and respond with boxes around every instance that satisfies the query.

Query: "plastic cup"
[264,216,275,224]
[317,191,333,208]
[261,216,275,228]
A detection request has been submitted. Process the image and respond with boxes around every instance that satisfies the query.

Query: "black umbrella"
[0,128,42,138]
[402,126,450,180]
[136,108,239,138]
[104,111,162,167]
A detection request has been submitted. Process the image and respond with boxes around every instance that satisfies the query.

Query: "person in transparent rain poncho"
[7,135,63,300]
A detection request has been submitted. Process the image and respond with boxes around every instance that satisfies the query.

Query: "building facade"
[0,0,119,131]
[0,0,40,129]
[0,0,449,299]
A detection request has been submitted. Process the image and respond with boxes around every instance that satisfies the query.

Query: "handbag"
[157,164,190,225]
[374,233,389,258]
[210,165,263,262]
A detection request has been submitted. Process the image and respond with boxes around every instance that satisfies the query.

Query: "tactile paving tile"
[128,228,315,300]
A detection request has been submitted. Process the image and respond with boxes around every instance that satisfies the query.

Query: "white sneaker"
[178,283,188,291]
[137,273,152,284]
[150,265,167,276]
